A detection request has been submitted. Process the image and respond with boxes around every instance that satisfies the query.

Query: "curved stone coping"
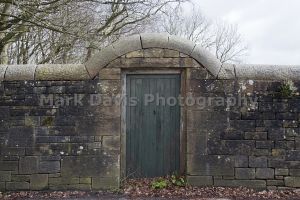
[85,33,222,78]
[219,64,300,80]
[1,32,300,81]
[1,63,300,81]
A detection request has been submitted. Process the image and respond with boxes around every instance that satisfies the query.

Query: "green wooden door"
[126,74,181,178]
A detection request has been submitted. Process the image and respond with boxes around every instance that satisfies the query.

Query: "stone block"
[75,117,120,137]
[49,177,79,185]
[256,141,274,149]
[19,157,39,174]
[187,155,234,176]
[49,173,61,178]
[259,112,275,120]
[249,156,267,168]
[67,184,91,190]
[223,176,235,180]
[268,159,296,168]
[295,138,300,150]
[187,133,207,155]
[47,86,65,93]
[235,168,255,179]
[40,155,61,161]
[92,177,119,190]
[286,150,300,161]
[275,176,284,180]
[231,120,256,132]
[125,50,144,58]
[39,161,60,174]
[235,156,248,167]
[99,68,120,80]
[5,64,36,80]
[30,174,48,190]
[0,171,11,181]
[80,177,92,184]
[119,57,183,68]
[0,182,5,191]
[272,149,286,157]
[253,149,270,156]
[210,140,255,155]
[164,49,180,57]
[143,48,164,57]
[0,161,18,171]
[1,148,25,156]
[290,169,300,176]
[245,132,267,140]
[284,177,300,187]
[214,179,266,189]
[61,156,119,177]
[267,180,284,186]
[275,168,289,176]
[267,186,277,190]
[8,127,34,147]
[276,113,297,120]
[102,136,120,151]
[256,168,274,179]
[11,175,30,182]
[187,67,214,80]
[187,176,213,186]
[220,130,243,140]
[97,80,121,95]
[6,182,29,190]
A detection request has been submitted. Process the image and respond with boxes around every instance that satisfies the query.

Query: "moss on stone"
[41,116,54,127]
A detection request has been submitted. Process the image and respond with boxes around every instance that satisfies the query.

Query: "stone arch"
[85,33,221,78]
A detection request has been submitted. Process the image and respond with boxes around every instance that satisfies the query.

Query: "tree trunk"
[0,42,9,64]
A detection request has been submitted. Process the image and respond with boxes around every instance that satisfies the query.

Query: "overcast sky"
[190,0,300,65]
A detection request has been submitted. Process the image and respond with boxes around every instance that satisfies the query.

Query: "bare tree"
[213,22,248,63]
[0,0,186,64]
[149,4,248,64]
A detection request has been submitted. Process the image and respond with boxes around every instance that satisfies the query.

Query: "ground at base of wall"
[2,179,300,200]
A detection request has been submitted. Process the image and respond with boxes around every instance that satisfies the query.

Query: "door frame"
[120,68,187,179]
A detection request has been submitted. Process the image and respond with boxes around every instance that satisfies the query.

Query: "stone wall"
[0,77,121,191]
[0,33,299,191]
[186,73,300,189]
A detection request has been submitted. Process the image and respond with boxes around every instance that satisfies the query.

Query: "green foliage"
[151,178,168,189]
[150,175,186,189]
[41,116,54,126]
[278,80,297,98]
[170,174,186,187]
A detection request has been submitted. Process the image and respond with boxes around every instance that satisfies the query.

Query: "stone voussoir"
[167,35,196,56]
[85,45,119,78]
[112,34,142,57]
[191,44,222,77]
[140,32,170,49]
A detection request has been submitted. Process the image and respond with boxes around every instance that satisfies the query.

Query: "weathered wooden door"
[126,74,181,178]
